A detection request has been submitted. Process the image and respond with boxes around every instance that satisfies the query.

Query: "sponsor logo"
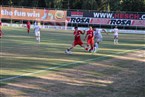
[141,14,145,20]
[113,13,140,19]
[109,19,133,25]
[55,11,64,19]
[93,13,113,18]
[71,12,83,17]
[69,17,92,23]
[93,12,145,20]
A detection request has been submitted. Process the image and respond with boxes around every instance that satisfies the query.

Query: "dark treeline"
[0,0,145,12]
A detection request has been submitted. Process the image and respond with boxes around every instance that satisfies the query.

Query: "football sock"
[95,43,98,49]
[94,43,98,53]
[116,39,118,44]
[94,47,97,53]
[38,37,40,42]
[114,39,116,44]
[36,37,38,41]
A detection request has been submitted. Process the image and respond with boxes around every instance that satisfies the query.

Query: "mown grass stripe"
[0,47,144,82]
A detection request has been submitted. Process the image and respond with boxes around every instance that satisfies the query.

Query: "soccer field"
[0,27,145,97]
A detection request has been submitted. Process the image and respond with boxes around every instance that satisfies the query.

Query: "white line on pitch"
[0,47,144,82]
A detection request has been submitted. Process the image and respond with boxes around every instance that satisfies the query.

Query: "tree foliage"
[0,0,145,12]
[121,0,145,12]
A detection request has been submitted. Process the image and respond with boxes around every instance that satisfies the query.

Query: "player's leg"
[35,32,37,41]
[114,35,116,44]
[35,32,40,43]
[114,35,118,44]
[89,40,94,52]
[94,42,99,53]
[37,36,40,43]
[79,41,87,51]
[93,39,97,53]
[65,41,76,54]
[36,36,38,41]
[85,40,91,51]
[94,38,101,52]
[27,26,30,34]
[90,44,94,52]
[66,46,73,52]
[68,41,76,51]
[116,35,119,44]
[37,31,40,43]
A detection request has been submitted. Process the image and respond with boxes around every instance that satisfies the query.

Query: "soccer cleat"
[68,51,72,54]
[65,49,72,54]
[65,49,69,54]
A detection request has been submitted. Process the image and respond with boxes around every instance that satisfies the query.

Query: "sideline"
[0,47,144,82]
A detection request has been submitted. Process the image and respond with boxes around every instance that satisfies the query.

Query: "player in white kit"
[112,26,119,44]
[34,22,41,43]
[93,27,108,53]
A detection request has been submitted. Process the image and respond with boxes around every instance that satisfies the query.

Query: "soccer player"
[112,26,119,44]
[34,22,41,43]
[84,26,94,52]
[65,26,86,54]
[26,21,31,34]
[93,27,108,53]
[0,20,4,38]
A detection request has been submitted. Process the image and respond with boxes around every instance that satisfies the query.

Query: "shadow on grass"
[1,55,145,97]
[1,27,145,97]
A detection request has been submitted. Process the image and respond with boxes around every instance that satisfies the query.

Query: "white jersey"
[34,25,40,33]
[112,28,119,36]
[94,29,103,39]
[34,25,40,36]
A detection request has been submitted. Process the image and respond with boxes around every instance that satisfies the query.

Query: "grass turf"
[0,27,145,97]
[0,27,144,80]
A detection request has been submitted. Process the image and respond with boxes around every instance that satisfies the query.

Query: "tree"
[44,0,54,8]
[96,0,110,11]
[109,0,145,12]
[82,0,97,10]
[121,0,145,12]
[53,0,63,9]
[0,0,145,12]
[8,0,13,6]
[109,0,122,11]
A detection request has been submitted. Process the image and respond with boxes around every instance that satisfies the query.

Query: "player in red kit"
[65,26,86,54]
[84,26,94,52]
[26,21,31,34]
[0,20,4,38]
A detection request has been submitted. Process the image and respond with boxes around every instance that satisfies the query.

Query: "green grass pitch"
[0,27,144,81]
[0,27,145,97]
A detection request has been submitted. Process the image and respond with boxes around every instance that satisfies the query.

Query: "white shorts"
[114,35,118,38]
[35,31,40,37]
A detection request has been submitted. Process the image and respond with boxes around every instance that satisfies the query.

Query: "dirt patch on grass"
[1,50,145,97]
